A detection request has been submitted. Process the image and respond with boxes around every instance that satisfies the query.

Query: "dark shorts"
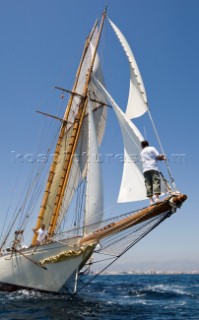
[144,170,161,197]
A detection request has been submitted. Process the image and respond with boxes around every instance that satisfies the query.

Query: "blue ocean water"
[0,274,198,319]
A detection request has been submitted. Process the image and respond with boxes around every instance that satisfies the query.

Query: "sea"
[0,274,198,320]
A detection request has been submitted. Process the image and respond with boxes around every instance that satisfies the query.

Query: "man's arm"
[156,154,166,161]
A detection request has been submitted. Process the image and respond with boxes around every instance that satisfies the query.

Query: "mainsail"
[84,101,103,233]
[55,36,107,232]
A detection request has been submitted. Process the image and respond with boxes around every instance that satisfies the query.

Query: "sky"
[0,0,198,271]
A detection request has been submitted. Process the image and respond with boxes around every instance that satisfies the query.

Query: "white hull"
[0,240,95,293]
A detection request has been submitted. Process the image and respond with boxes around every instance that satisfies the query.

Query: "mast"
[32,9,107,244]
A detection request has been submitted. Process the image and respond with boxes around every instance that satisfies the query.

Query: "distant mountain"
[129,259,199,272]
[93,259,199,274]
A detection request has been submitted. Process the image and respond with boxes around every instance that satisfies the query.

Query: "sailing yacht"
[0,9,186,294]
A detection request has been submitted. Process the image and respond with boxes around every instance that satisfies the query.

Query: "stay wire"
[0,166,22,244]
[74,208,172,295]
[147,107,176,191]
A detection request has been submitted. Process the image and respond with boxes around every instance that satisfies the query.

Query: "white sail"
[93,77,147,202]
[115,107,168,201]
[55,107,107,231]
[84,101,103,233]
[67,25,106,127]
[56,56,107,231]
[111,106,148,202]
[93,77,169,202]
[91,42,101,79]
[108,18,148,119]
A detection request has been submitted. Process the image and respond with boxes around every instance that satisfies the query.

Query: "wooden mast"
[32,19,101,245]
[32,9,107,244]
[48,8,107,237]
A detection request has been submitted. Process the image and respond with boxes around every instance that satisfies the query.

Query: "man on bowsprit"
[140,140,166,205]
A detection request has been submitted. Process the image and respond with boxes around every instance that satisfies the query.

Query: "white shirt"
[36,228,48,243]
[140,146,159,173]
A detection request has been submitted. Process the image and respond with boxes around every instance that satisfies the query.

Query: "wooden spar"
[48,9,107,237]
[79,194,187,244]
[55,86,112,108]
[31,19,100,245]
[36,110,71,123]
[54,86,84,98]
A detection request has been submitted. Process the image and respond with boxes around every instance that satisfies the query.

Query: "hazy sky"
[0,0,198,269]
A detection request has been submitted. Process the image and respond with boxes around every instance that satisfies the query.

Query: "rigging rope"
[147,107,177,191]
[0,169,21,245]
[74,208,172,295]
[0,121,62,249]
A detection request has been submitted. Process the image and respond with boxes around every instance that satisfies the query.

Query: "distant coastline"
[92,259,199,275]
[99,270,199,275]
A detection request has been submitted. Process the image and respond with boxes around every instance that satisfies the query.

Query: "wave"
[0,275,198,320]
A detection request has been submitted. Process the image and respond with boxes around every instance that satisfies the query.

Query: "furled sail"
[108,18,148,119]
[84,101,103,233]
